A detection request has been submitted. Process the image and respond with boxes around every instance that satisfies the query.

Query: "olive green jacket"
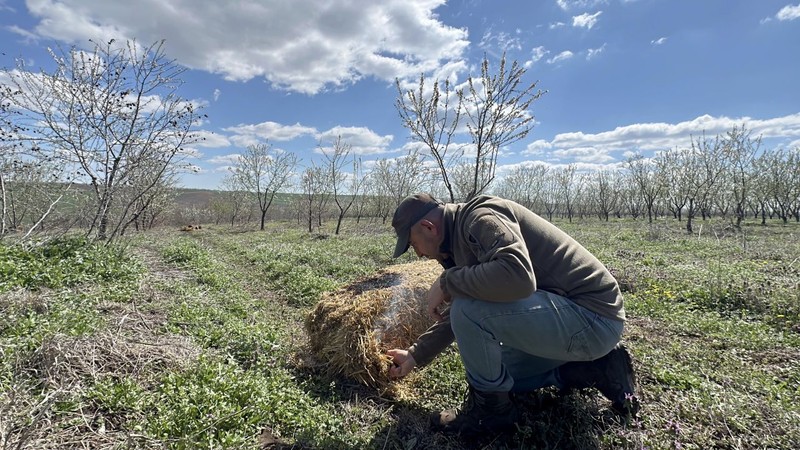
[408,195,625,367]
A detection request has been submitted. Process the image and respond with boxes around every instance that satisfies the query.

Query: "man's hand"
[387,349,417,378]
[426,278,451,322]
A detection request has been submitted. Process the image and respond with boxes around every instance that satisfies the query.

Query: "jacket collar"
[437,203,459,268]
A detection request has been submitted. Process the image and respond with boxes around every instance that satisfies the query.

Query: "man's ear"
[419,219,436,233]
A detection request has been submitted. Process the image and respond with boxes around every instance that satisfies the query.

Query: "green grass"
[1,217,799,449]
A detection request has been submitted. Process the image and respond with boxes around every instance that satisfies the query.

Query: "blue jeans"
[449,290,624,393]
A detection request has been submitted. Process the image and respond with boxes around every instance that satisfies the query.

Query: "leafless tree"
[555,165,580,222]
[232,142,298,230]
[719,125,762,228]
[0,150,76,240]
[588,169,621,222]
[321,136,363,235]
[116,156,180,236]
[659,147,690,221]
[749,151,774,225]
[626,154,665,223]
[395,75,461,202]
[679,134,725,233]
[2,92,75,239]
[362,169,393,224]
[300,164,331,233]
[764,147,800,224]
[396,53,544,202]
[618,177,643,219]
[370,149,430,207]
[458,54,545,201]
[541,172,561,222]
[494,163,549,212]
[1,39,203,242]
[0,148,11,236]
[214,174,249,226]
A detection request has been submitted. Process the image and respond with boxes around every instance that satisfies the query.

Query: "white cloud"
[776,3,800,21]
[207,154,243,165]
[572,11,602,29]
[224,121,317,146]
[316,126,393,155]
[7,24,39,41]
[189,130,231,148]
[547,50,574,64]
[553,146,615,163]
[18,0,470,95]
[212,89,221,102]
[549,22,566,29]
[587,43,606,60]
[524,46,549,67]
[521,113,800,160]
[557,0,607,11]
[651,37,667,45]
[479,28,523,55]
[524,139,553,155]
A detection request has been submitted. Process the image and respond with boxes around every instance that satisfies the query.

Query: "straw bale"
[305,259,441,391]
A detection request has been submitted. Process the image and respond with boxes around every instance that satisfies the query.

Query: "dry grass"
[304,259,440,395]
[0,266,201,449]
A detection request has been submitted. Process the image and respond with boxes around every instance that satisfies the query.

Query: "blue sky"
[1,0,799,190]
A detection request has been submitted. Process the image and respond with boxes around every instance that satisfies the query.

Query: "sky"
[1,0,799,190]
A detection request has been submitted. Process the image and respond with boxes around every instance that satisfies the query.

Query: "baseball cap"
[391,193,442,258]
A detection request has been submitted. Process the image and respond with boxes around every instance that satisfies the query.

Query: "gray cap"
[391,193,442,258]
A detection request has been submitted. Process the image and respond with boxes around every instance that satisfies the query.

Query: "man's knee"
[449,297,490,335]
[449,297,472,333]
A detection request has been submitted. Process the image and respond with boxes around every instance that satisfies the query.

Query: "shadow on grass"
[290,362,629,449]
[369,389,618,450]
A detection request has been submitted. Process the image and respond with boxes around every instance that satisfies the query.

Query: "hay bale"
[304,259,441,392]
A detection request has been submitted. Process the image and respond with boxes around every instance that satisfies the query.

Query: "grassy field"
[1,217,798,449]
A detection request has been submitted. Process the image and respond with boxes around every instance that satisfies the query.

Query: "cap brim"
[393,233,410,258]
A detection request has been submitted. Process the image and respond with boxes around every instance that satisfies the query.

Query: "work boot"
[559,343,640,416]
[431,385,519,437]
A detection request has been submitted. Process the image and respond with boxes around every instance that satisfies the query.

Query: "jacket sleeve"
[407,307,455,367]
[440,208,536,302]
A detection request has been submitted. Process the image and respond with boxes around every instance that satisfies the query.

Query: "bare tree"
[494,163,549,212]
[232,142,298,230]
[396,53,544,202]
[541,172,561,222]
[618,176,643,219]
[300,164,331,233]
[215,174,249,226]
[370,149,430,206]
[750,150,775,225]
[555,165,579,222]
[677,134,725,233]
[659,147,690,221]
[764,147,800,224]
[1,39,203,242]
[115,156,181,236]
[589,169,621,221]
[0,149,77,240]
[395,75,461,202]
[458,53,545,200]
[321,136,363,235]
[719,125,762,228]
[363,167,393,224]
[0,148,12,236]
[627,154,665,223]
[2,95,76,239]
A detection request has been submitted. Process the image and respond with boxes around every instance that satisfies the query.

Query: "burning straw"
[304,259,441,394]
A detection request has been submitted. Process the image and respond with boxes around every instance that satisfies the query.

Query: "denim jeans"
[449,289,624,393]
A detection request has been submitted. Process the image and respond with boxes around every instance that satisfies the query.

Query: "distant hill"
[173,188,221,208]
